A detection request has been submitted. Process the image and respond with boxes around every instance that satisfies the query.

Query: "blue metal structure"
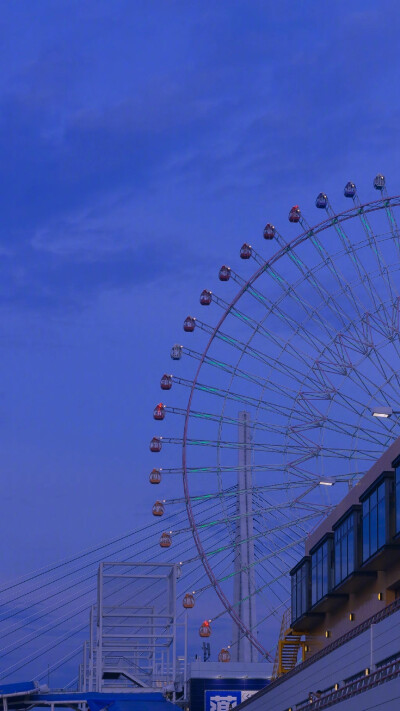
[0,687,181,711]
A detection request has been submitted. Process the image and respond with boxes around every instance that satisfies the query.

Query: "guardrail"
[238,595,400,710]
[295,653,400,709]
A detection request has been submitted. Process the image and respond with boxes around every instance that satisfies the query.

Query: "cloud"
[0,0,399,316]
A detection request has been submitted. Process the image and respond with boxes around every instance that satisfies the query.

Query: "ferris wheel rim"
[181,192,400,656]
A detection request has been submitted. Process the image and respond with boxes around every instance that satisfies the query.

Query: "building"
[237,436,400,710]
[291,435,400,652]
[187,661,270,711]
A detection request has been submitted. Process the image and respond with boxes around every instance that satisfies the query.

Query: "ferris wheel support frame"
[182,194,400,659]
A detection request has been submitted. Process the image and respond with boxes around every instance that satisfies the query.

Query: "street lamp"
[371,406,400,418]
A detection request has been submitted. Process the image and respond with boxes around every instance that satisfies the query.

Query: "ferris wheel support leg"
[232,411,258,662]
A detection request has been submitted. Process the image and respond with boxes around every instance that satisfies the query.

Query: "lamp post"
[371,407,400,418]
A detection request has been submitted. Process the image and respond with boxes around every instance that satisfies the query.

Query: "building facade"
[290,436,400,655]
[237,436,400,710]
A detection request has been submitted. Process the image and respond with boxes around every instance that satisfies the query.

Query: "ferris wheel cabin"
[288,205,301,223]
[263,223,275,239]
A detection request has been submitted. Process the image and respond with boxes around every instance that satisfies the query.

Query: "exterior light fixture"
[371,406,394,418]
[365,668,370,676]
[349,613,354,621]
[304,644,309,652]
[319,480,334,486]
[325,630,331,638]
[334,683,339,691]
[378,592,383,601]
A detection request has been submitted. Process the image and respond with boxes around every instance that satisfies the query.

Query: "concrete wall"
[240,607,400,711]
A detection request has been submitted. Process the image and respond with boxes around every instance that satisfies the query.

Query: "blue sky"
[1,0,399,572]
[0,0,400,679]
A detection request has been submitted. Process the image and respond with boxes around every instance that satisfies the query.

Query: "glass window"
[362,481,388,562]
[291,559,310,622]
[291,572,297,622]
[334,512,356,585]
[363,500,369,561]
[311,539,333,605]
[311,557,316,605]
[335,535,341,584]
[348,525,354,573]
[370,490,378,553]
[396,467,400,534]
[378,483,386,548]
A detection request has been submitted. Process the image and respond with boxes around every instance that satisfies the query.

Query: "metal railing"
[295,652,400,709]
[238,595,400,709]
[272,608,292,678]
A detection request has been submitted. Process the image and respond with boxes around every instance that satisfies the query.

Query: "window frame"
[392,455,400,537]
[360,472,394,564]
[310,534,334,607]
[290,556,311,623]
[332,506,360,587]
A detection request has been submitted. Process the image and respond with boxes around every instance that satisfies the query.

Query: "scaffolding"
[79,562,187,700]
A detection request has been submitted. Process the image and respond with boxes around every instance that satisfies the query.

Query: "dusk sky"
[0,0,399,596]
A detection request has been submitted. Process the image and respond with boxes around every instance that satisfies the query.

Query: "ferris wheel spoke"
[320,193,394,316]
[274,229,352,330]
[228,597,291,647]
[234,281,356,374]
[350,194,398,309]
[178,345,303,398]
[163,481,311,506]
[219,266,348,367]
[251,550,294,601]
[179,345,271,388]
[201,511,323,559]
[254,489,331,536]
[346,354,400,403]
[233,275,336,356]
[193,535,306,599]
[206,300,325,373]
[292,222,367,324]
[256,249,352,344]
[320,418,392,448]
[212,568,290,626]
[383,199,400,247]
[369,343,400,395]
[193,499,328,533]
[184,324,318,388]
[167,406,321,431]
[252,535,304,586]
[158,463,317,477]
[170,375,320,422]
[178,436,319,455]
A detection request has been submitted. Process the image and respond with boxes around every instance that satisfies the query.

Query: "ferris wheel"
[149,174,400,661]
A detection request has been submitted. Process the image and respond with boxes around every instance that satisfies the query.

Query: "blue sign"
[205,690,258,711]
